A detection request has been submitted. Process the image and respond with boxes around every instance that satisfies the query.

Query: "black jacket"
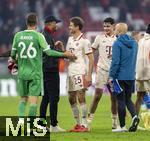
[43,27,59,73]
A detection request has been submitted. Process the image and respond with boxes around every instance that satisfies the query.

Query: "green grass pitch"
[0,95,149,141]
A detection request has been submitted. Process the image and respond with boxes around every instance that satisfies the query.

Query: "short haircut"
[70,17,84,30]
[103,17,115,25]
[26,13,37,26]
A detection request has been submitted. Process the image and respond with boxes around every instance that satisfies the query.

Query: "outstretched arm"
[39,33,76,59]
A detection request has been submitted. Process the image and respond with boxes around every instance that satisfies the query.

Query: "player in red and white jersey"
[92,32,116,71]
[66,17,94,132]
[66,33,92,76]
[88,17,118,130]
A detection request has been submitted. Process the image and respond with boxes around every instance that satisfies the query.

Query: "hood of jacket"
[117,34,136,48]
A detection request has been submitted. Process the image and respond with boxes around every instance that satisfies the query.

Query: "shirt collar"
[105,34,115,38]
[73,33,83,41]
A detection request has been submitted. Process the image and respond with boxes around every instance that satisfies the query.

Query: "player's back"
[14,30,43,80]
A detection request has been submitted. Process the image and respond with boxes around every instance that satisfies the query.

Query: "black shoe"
[129,116,140,132]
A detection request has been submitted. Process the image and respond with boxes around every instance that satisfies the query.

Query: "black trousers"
[40,72,60,126]
[115,80,137,127]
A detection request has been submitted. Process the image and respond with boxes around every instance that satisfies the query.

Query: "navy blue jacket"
[109,34,138,80]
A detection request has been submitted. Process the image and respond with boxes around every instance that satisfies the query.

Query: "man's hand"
[107,77,113,86]
[107,77,113,93]
[63,51,77,60]
[85,75,92,87]
[55,41,65,51]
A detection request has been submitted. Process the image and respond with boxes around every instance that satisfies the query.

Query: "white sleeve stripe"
[43,45,50,52]
[12,48,17,50]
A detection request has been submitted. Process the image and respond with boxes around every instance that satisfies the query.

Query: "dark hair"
[146,24,150,34]
[70,17,84,30]
[26,13,37,26]
[103,17,115,25]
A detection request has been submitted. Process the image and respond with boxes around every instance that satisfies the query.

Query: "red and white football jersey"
[66,33,92,76]
[92,34,116,71]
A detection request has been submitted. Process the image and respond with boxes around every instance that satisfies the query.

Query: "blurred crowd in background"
[0,0,149,72]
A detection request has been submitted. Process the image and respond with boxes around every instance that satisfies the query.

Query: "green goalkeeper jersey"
[11,30,64,80]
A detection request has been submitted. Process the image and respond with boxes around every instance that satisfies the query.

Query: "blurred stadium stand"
[0,0,149,52]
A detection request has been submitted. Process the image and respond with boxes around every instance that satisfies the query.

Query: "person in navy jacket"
[109,23,139,132]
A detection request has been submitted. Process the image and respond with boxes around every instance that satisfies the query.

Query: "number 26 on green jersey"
[18,41,37,58]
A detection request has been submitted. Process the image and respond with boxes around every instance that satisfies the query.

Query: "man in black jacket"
[40,15,65,132]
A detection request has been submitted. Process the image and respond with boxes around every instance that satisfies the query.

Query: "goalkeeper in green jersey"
[10,13,75,126]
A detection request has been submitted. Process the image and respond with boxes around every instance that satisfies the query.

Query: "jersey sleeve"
[38,33,64,57]
[92,35,100,49]
[11,33,18,60]
[84,39,93,54]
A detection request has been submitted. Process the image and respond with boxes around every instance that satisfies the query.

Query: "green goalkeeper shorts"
[18,78,43,96]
